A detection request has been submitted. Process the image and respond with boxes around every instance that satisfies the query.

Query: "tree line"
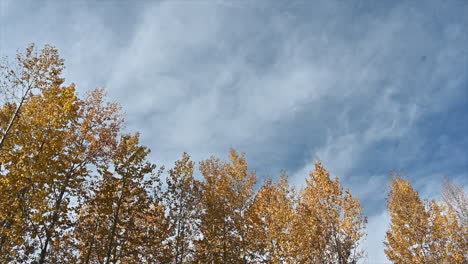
[0,45,466,263]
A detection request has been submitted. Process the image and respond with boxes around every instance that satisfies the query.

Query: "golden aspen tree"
[0,44,65,262]
[443,208,467,263]
[36,88,122,264]
[0,82,80,263]
[0,44,123,263]
[294,161,366,264]
[247,174,297,263]
[0,102,31,263]
[74,134,170,264]
[385,177,430,263]
[195,149,256,264]
[385,177,441,263]
[137,198,172,264]
[385,176,467,263]
[428,201,467,263]
[0,44,64,150]
[164,152,201,263]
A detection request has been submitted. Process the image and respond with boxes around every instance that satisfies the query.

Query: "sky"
[1,0,468,262]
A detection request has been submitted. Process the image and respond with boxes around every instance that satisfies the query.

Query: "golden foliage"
[74,134,170,264]
[293,161,367,264]
[0,45,123,263]
[165,152,201,263]
[385,176,467,263]
[195,149,256,263]
[247,174,297,263]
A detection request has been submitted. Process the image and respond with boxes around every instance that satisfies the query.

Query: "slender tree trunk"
[174,203,185,264]
[84,221,99,264]
[84,240,94,264]
[223,220,227,263]
[0,217,14,254]
[104,181,126,264]
[0,86,31,150]
[179,222,186,264]
[104,202,122,264]
[38,174,71,264]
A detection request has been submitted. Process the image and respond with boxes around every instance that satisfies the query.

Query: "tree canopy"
[0,44,465,264]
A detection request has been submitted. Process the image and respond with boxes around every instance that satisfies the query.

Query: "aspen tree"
[75,134,169,264]
[0,45,123,263]
[195,149,256,263]
[165,152,201,263]
[0,44,64,150]
[0,44,66,262]
[0,82,80,263]
[294,161,366,264]
[36,88,122,264]
[385,176,467,263]
[442,178,467,226]
[247,174,297,263]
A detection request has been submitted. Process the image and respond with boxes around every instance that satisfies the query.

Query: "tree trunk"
[38,172,71,264]
[0,86,31,150]
[104,181,126,264]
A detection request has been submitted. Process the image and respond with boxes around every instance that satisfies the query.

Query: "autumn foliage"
[0,45,466,263]
[384,176,467,263]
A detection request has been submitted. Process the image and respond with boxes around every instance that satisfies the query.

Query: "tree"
[0,45,124,263]
[0,75,122,263]
[0,44,64,149]
[441,179,468,262]
[36,88,122,264]
[294,161,366,264]
[247,174,297,263]
[0,82,81,263]
[195,149,256,263]
[442,178,468,227]
[0,45,65,262]
[165,152,201,263]
[74,134,170,264]
[385,176,467,263]
[385,176,432,263]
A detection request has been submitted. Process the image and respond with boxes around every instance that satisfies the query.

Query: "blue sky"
[1,0,467,262]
